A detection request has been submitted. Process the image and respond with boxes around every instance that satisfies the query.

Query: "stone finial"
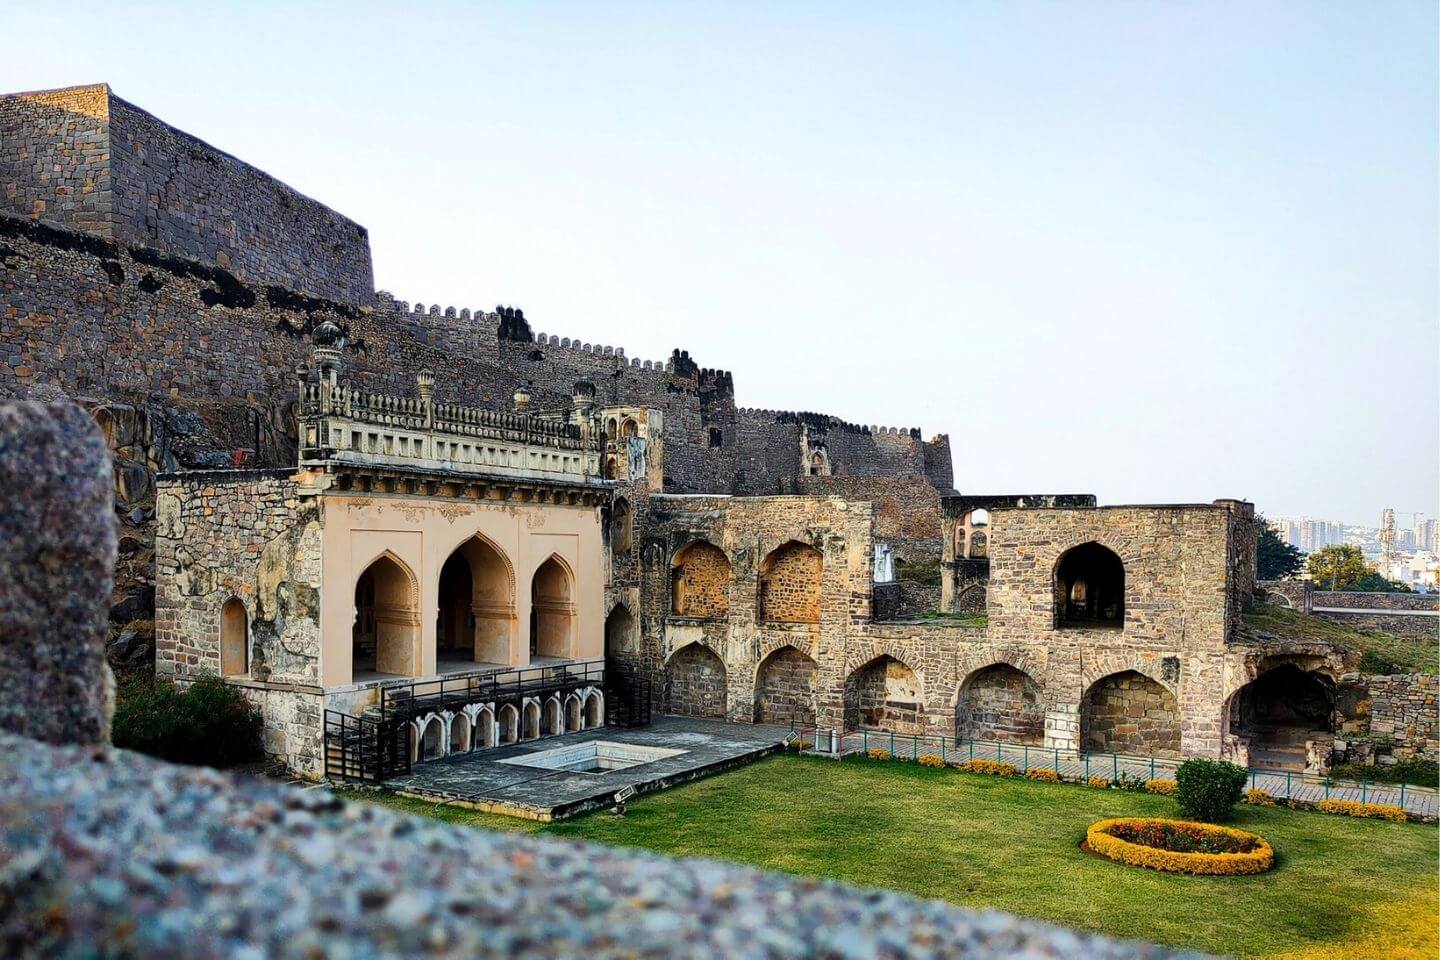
[311,321,346,383]
[513,385,532,414]
[416,369,434,401]
[0,401,116,746]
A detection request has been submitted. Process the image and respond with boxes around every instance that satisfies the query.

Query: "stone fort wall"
[1,84,375,305]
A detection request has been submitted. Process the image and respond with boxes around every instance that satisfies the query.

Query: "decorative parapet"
[297,364,602,485]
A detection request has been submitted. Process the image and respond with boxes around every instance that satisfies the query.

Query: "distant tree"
[1255,516,1304,580]
[1353,571,1412,593]
[1308,544,1369,590]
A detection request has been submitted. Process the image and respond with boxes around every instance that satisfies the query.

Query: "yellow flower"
[1085,818,1274,875]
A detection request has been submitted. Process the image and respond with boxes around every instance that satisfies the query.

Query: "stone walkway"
[801,729,1438,817]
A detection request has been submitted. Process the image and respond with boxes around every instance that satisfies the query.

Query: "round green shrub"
[112,674,262,767]
[1174,758,1249,822]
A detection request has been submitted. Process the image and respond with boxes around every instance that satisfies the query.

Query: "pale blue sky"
[6,2,1436,525]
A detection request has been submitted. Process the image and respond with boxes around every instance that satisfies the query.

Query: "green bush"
[112,674,262,767]
[1174,758,1248,822]
[1358,651,1400,675]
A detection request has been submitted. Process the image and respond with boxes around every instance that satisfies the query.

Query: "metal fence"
[788,724,1438,817]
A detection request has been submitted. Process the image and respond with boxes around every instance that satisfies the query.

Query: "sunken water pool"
[497,741,686,774]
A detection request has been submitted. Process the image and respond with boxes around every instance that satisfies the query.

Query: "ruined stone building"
[3,83,1433,779]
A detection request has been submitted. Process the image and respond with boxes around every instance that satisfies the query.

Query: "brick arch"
[755,636,816,667]
[753,644,818,726]
[843,640,926,681]
[664,641,727,718]
[758,539,823,624]
[1080,669,1181,758]
[955,661,1045,745]
[1079,653,1177,698]
[843,651,925,734]
[352,548,419,608]
[670,539,732,618]
[952,648,1042,703]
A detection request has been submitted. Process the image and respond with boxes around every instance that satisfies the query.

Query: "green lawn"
[351,756,1438,959]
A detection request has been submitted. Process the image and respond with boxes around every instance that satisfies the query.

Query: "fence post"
[1085,755,1090,781]
[1112,753,1118,782]
[890,731,895,756]
[941,738,947,764]
[1324,776,1330,800]
[996,739,1002,761]
[1285,772,1292,799]
[1361,778,1367,804]
[912,735,917,761]
[969,739,975,762]
[1024,745,1029,772]
[1249,769,1255,789]
[1053,748,1059,774]
[1149,757,1155,780]
[863,729,868,754]
[1400,784,1406,809]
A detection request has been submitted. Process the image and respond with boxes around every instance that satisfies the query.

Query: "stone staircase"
[1246,725,1324,773]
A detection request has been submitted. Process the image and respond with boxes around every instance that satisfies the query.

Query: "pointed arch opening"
[665,643,727,718]
[1081,671,1179,757]
[497,703,520,745]
[353,553,419,679]
[475,707,496,749]
[530,555,575,660]
[754,646,817,726]
[220,597,248,677]
[843,655,924,734]
[612,497,634,556]
[584,689,605,728]
[1229,663,1336,768]
[448,713,470,754]
[438,534,515,670]
[955,663,1043,744]
[543,696,564,736]
[670,540,731,618]
[758,541,823,624]
[605,603,637,657]
[522,700,541,740]
[1056,542,1125,629]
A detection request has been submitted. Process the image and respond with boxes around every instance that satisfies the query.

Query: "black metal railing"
[379,659,607,720]
[323,709,410,783]
[605,666,654,728]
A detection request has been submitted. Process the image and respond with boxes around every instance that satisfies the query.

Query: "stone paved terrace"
[386,716,793,820]
[802,729,1439,817]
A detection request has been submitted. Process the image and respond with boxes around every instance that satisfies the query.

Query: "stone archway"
[1056,542,1125,629]
[437,533,515,669]
[530,556,574,659]
[353,553,419,679]
[665,643,727,718]
[1230,663,1336,771]
[448,712,470,754]
[1081,671,1179,757]
[955,663,1044,745]
[843,655,924,734]
[543,696,563,736]
[671,541,731,617]
[605,604,636,657]
[758,541,823,623]
[753,645,818,726]
[584,689,604,728]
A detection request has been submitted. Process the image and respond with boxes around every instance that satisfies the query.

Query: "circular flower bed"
[1084,818,1274,875]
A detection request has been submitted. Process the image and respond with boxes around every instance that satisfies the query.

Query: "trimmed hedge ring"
[1085,818,1274,876]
